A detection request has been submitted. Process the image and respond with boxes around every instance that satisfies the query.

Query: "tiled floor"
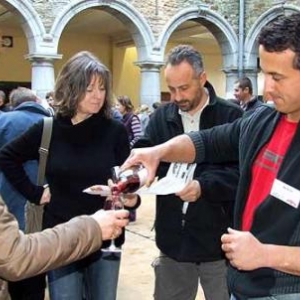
[117,194,205,300]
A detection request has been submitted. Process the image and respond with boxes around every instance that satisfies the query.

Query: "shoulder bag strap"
[37,117,53,186]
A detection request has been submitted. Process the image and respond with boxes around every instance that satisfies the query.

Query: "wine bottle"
[111,165,147,194]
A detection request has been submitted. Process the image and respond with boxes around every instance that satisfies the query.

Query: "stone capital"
[134,60,165,72]
[24,53,62,63]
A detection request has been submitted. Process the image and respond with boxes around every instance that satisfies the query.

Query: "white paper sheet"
[138,162,196,195]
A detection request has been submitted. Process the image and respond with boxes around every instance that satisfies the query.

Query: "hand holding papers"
[138,162,196,195]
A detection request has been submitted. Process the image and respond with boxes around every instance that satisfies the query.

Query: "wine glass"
[102,190,124,253]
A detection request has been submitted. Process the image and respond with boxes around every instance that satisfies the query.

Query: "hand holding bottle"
[121,148,159,186]
[83,165,147,199]
[111,165,147,194]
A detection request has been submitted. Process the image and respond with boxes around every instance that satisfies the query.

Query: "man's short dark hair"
[152,101,161,110]
[258,12,300,70]
[165,45,204,77]
[235,77,253,95]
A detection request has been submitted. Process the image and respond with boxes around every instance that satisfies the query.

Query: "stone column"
[25,54,62,99]
[223,68,239,99]
[135,61,164,108]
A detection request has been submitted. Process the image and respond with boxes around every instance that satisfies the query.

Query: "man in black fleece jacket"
[135,45,243,300]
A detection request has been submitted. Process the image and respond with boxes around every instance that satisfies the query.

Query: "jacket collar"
[14,102,50,116]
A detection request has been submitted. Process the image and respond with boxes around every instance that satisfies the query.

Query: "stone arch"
[244,4,300,69]
[155,5,238,70]
[0,0,46,53]
[49,0,154,61]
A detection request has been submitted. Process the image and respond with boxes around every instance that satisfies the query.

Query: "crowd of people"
[1,11,300,300]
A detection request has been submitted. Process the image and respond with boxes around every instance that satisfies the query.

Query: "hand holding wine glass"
[91,209,129,241]
[83,165,146,252]
[101,188,125,253]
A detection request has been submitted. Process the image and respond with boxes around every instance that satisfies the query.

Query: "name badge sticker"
[270,179,300,208]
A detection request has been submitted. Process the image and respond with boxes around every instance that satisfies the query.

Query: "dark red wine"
[111,165,147,194]
[103,198,113,210]
[117,178,140,193]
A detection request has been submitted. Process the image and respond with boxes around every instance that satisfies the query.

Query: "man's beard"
[175,99,192,111]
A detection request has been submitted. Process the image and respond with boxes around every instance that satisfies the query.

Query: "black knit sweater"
[0,112,132,247]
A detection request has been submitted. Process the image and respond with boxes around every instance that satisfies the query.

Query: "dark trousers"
[8,273,46,300]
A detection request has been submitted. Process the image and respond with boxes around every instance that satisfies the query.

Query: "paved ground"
[44,194,205,300]
[117,194,205,300]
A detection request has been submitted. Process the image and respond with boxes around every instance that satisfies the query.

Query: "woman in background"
[116,95,142,148]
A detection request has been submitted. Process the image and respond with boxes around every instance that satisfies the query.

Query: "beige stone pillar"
[25,54,62,99]
[135,61,164,107]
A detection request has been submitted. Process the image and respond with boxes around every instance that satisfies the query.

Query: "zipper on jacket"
[181,202,188,227]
